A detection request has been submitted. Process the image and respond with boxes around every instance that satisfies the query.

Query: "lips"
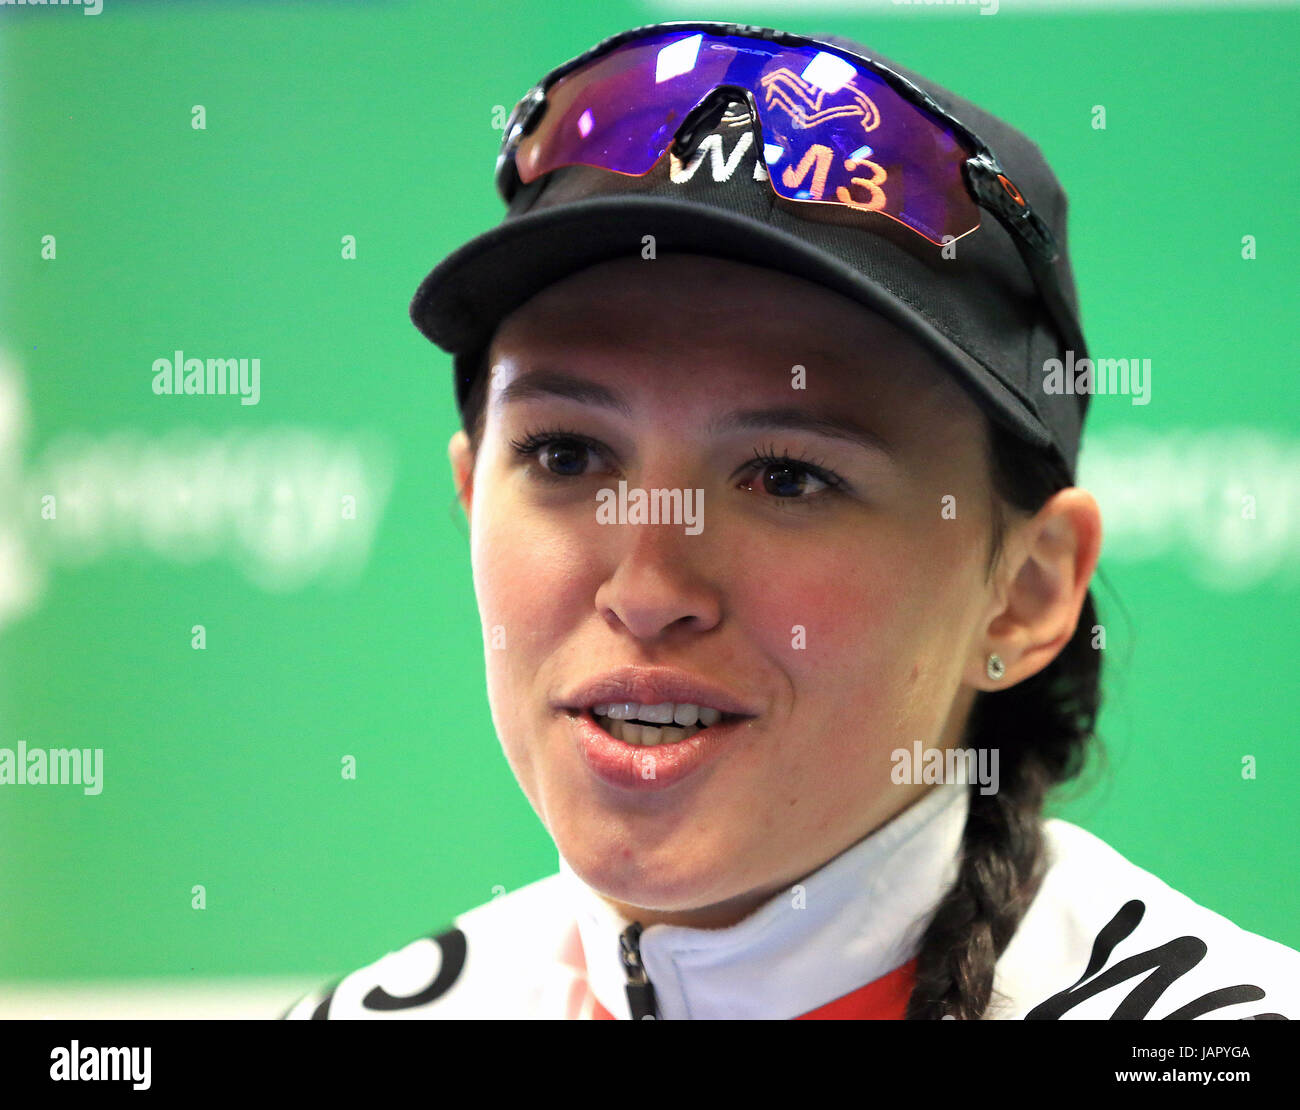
[557,666,759,792]
[568,706,753,792]
[558,664,760,720]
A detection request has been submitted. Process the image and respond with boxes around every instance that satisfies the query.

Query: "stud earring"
[986,653,1006,681]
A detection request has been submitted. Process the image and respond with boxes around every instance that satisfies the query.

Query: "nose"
[593,512,722,641]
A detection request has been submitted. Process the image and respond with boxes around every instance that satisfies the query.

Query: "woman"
[285,22,1300,1020]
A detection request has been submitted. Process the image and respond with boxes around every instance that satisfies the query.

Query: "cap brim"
[410,195,1052,453]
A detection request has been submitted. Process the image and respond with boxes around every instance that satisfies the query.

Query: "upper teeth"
[594,702,723,727]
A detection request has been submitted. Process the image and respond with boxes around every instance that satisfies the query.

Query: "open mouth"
[580,704,746,747]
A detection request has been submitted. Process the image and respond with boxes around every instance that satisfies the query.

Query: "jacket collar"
[556,782,970,1019]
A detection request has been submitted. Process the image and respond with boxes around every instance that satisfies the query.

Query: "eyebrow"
[708,407,894,459]
[495,368,896,459]
[494,369,634,418]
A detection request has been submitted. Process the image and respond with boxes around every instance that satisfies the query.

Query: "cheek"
[863,518,988,734]
[469,477,626,775]
[738,523,917,685]
[471,479,595,641]
[738,517,982,747]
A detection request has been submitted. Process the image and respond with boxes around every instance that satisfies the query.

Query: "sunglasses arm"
[966,154,1090,363]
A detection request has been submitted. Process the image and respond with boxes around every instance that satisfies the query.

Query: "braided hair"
[454,349,1103,1020]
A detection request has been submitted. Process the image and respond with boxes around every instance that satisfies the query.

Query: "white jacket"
[282,783,1300,1019]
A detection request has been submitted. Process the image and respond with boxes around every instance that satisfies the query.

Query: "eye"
[508,429,848,503]
[737,447,846,503]
[508,429,610,479]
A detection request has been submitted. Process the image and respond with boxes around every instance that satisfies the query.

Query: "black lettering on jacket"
[362,928,468,1012]
[1025,900,1282,1019]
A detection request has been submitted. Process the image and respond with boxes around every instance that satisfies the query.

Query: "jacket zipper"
[618,922,658,1020]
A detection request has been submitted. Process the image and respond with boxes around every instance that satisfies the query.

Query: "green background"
[1,0,1296,983]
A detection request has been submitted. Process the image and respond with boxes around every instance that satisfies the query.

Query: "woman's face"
[451,253,1010,929]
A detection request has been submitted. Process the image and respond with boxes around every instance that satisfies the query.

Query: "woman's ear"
[969,487,1103,690]
[449,430,475,523]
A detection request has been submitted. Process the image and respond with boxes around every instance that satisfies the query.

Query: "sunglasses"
[495,21,1087,360]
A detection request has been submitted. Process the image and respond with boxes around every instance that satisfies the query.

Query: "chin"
[557,821,738,915]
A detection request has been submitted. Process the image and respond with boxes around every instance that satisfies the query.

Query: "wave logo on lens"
[760,66,881,135]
